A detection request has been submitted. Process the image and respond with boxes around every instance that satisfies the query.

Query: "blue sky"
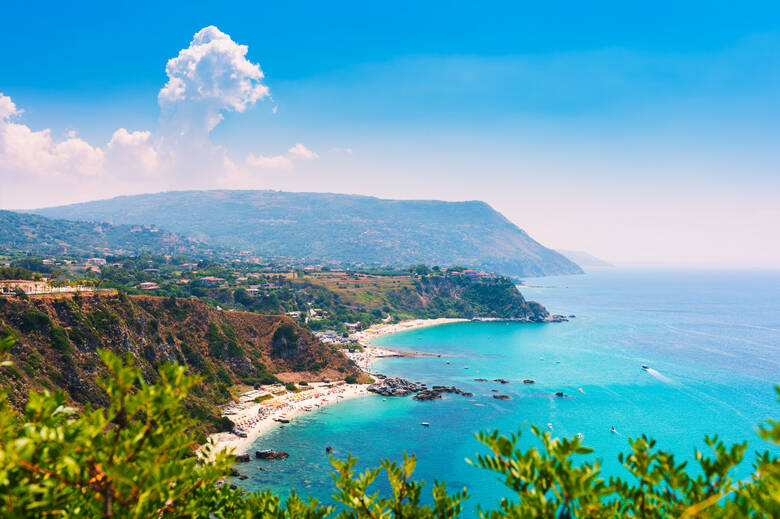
[1,1,779,266]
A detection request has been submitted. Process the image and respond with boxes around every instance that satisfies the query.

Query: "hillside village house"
[199,276,226,287]
[138,282,160,290]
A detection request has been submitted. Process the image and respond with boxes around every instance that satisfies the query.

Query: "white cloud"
[246,153,293,169]
[247,143,318,169]
[0,95,104,178]
[0,94,20,120]
[288,143,318,160]
[105,128,159,175]
[158,25,269,133]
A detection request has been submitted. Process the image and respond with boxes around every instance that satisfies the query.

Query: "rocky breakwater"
[368,378,473,401]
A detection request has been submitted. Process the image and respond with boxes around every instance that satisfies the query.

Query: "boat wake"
[644,367,676,385]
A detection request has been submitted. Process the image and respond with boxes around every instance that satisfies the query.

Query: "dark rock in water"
[548,314,569,322]
[229,483,238,490]
[491,389,499,392]
[554,392,568,398]
[326,446,334,454]
[234,453,251,463]
[230,468,242,477]
[371,378,474,400]
[474,378,488,382]
[256,449,290,460]
[368,377,425,396]
[415,385,473,400]
[493,378,509,384]
[523,379,535,384]
[238,475,249,480]
[274,418,290,423]
[414,390,442,401]
[568,315,576,318]
[493,394,512,400]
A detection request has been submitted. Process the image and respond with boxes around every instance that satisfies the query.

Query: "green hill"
[31,190,583,277]
[0,210,209,257]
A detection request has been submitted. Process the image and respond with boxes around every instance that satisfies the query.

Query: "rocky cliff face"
[0,293,357,433]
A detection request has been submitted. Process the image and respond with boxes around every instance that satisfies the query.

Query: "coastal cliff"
[0,293,358,434]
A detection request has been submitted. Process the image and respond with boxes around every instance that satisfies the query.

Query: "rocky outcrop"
[234,454,251,463]
[413,390,442,401]
[523,379,535,384]
[370,378,474,400]
[414,385,475,400]
[255,449,290,460]
[493,394,512,400]
[368,377,424,396]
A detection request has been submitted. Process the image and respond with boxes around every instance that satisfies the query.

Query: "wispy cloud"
[247,143,318,169]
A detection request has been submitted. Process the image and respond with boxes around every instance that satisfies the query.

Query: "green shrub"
[49,325,72,353]
[215,367,232,386]
[344,374,357,384]
[215,416,235,433]
[284,382,297,392]
[18,309,52,333]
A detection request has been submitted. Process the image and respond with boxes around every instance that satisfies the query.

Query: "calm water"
[236,269,780,515]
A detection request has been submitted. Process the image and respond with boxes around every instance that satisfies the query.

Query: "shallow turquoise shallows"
[236,269,780,516]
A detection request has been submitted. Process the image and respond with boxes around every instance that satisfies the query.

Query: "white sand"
[350,318,468,345]
[205,382,369,457]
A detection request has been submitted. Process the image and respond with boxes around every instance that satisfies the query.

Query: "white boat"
[421,422,430,427]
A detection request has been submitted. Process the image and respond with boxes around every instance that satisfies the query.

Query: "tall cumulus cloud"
[0,26,316,207]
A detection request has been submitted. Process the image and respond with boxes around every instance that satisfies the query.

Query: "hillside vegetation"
[0,210,207,257]
[285,270,550,330]
[32,190,583,277]
[0,293,357,434]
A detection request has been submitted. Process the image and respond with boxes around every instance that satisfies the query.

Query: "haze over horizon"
[2,1,778,268]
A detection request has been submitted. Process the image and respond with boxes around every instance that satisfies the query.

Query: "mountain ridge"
[31,190,583,277]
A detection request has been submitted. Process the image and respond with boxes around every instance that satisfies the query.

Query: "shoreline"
[205,382,370,457]
[205,317,466,456]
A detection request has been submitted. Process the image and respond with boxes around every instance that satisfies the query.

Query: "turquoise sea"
[236,269,780,515]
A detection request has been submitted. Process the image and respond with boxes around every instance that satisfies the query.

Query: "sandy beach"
[349,317,468,345]
[206,318,466,456]
[206,382,370,456]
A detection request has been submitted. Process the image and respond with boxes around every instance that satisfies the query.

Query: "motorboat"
[421,422,430,427]
[641,365,649,370]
